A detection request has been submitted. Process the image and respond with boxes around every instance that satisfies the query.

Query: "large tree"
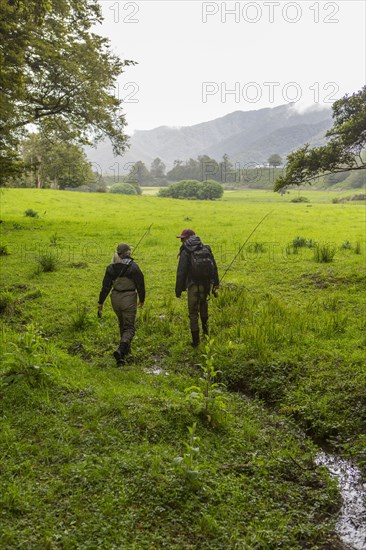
[0,0,135,183]
[274,86,366,191]
[150,157,166,179]
[124,161,146,193]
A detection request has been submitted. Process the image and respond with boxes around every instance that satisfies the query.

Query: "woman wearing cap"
[98,243,145,366]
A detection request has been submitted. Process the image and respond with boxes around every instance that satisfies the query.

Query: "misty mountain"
[86,103,333,174]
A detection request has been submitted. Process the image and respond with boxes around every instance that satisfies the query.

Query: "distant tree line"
[124,154,236,186]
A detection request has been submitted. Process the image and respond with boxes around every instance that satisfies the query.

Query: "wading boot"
[190,330,200,348]
[113,342,129,366]
[202,319,209,337]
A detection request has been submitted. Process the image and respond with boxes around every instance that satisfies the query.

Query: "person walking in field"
[175,229,219,347]
[98,243,145,366]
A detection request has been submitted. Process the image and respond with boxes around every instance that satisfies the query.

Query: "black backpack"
[190,245,214,283]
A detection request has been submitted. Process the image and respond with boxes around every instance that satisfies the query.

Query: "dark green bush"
[158,179,223,200]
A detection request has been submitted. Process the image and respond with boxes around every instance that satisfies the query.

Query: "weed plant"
[185,338,228,424]
[173,422,203,484]
[314,243,337,263]
[1,324,52,388]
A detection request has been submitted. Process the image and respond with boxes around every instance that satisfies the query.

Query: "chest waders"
[111,261,137,365]
[188,282,210,346]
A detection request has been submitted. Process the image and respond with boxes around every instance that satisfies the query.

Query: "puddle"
[316,452,366,549]
[144,366,169,376]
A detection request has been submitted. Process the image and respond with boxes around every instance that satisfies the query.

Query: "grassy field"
[0,188,365,548]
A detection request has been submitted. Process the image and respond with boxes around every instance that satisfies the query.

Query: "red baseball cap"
[176,229,195,239]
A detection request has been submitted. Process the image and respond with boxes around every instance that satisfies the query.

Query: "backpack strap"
[116,258,133,280]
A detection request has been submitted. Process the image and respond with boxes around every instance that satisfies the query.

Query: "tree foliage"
[268,154,282,167]
[166,155,233,183]
[0,0,136,183]
[274,86,366,191]
[150,157,166,179]
[158,180,223,200]
[20,132,95,189]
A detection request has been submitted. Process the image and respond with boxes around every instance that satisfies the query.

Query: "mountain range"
[86,103,333,174]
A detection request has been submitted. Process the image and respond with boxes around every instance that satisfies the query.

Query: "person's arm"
[131,263,145,305]
[175,249,189,297]
[207,246,219,287]
[98,265,114,306]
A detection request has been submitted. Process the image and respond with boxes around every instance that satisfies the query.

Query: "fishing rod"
[219,211,272,285]
[132,222,153,254]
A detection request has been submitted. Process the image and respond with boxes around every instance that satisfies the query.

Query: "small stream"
[146,369,366,547]
[316,452,366,549]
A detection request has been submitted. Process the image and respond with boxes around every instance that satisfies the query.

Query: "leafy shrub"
[109,183,137,195]
[158,179,223,200]
[314,243,336,263]
[36,251,59,272]
[0,244,9,256]
[24,208,39,218]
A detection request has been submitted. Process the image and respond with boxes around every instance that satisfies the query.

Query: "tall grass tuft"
[71,303,94,331]
[354,241,362,254]
[36,251,59,272]
[314,243,336,263]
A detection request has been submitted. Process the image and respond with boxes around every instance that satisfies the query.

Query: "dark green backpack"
[190,246,214,283]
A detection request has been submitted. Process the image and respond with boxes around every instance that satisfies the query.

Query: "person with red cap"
[175,229,219,346]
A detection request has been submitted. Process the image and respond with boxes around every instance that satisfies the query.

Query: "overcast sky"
[97,0,366,134]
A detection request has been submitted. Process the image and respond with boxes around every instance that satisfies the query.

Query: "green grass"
[0,188,365,548]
